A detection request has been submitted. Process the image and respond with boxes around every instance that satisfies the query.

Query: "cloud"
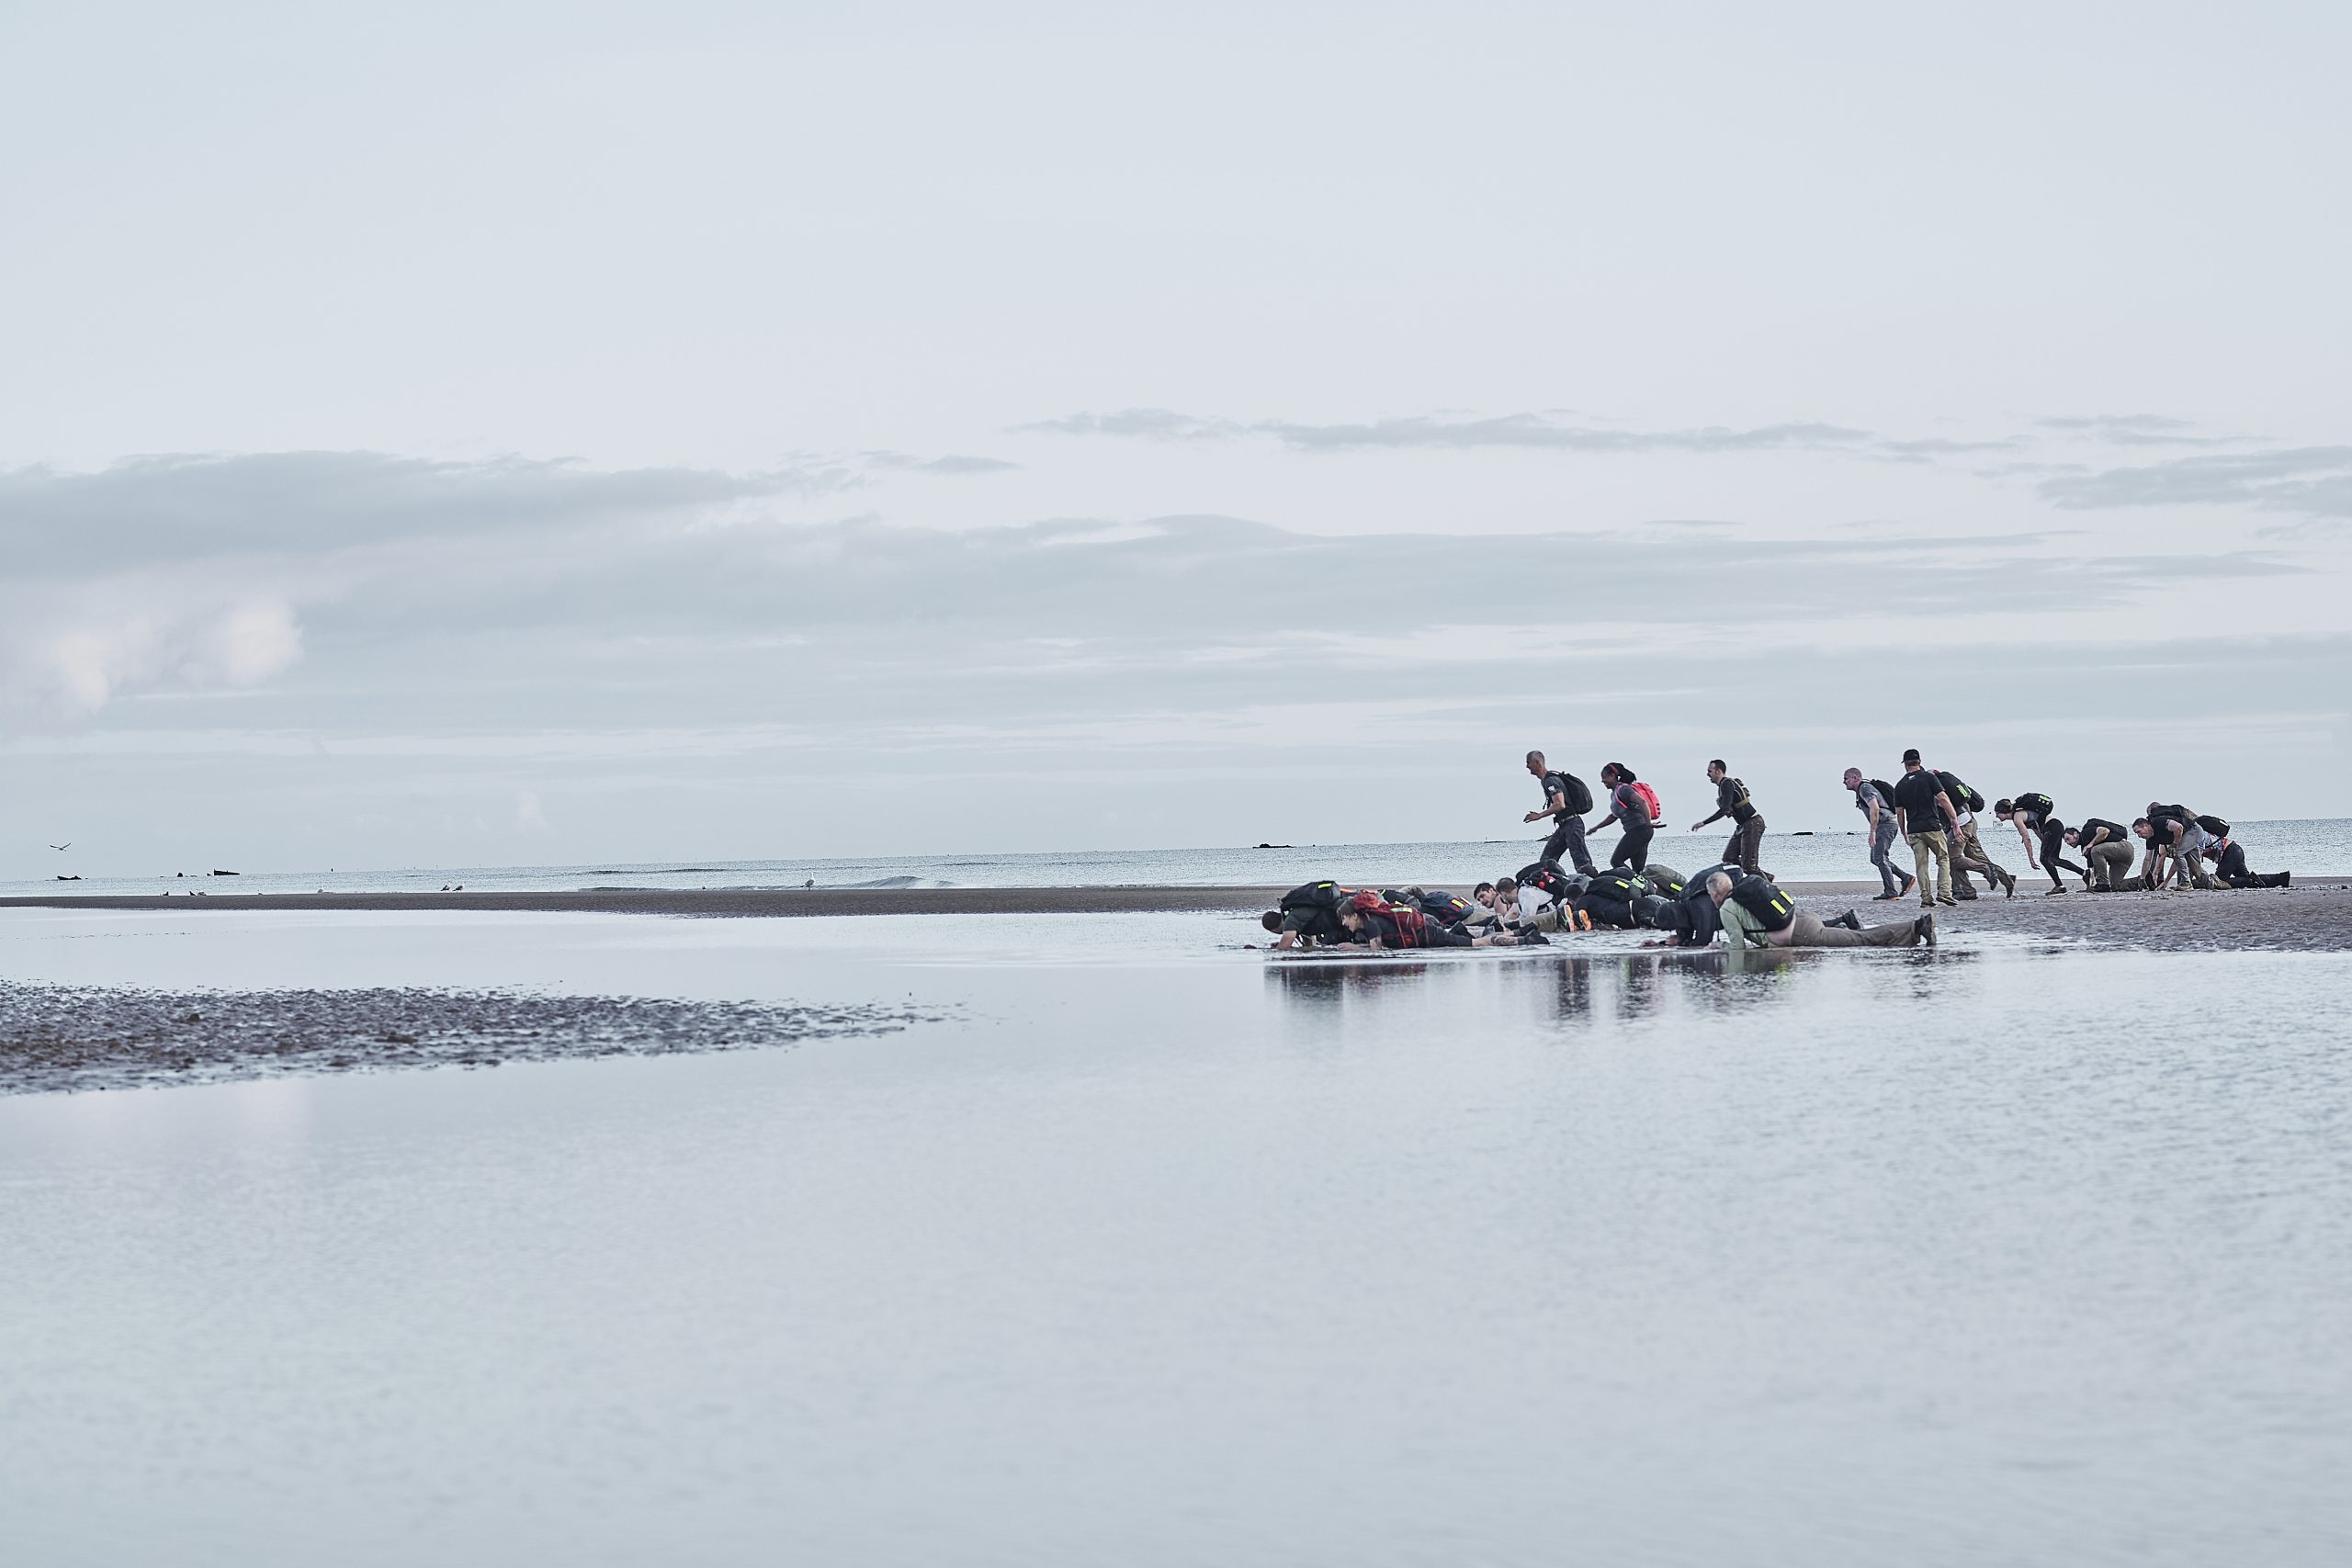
[2038,446,2352,522]
[28,600,302,712]
[859,451,1023,475]
[1016,407,2030,463]
[2035,414,2233,446]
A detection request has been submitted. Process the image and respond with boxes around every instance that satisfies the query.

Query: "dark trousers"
[1542,815,1598,876]
[2040,826,2084,889]
[1721,817,1767,877]
[1610,818,1653,872]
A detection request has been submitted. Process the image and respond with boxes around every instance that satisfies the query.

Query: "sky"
[4,1,2348,875]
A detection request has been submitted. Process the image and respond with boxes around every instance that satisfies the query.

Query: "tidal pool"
[2,908,2346,1566]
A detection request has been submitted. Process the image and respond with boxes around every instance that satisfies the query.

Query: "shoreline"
[5,879,2349,950]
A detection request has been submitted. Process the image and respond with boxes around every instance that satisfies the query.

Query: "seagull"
[49,842,70,851]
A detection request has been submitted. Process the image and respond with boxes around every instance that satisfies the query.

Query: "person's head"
[2147,801,2163,816]
[1705,871,1735,905]
[1631,894,1668,927]
[1902,748,1923,772]
[1338,907,1366,933]
[1706,759,1727,782]
[1260,910,1284,934]
[1842,766,1863,790]
[2063,828,2082,846]
[1525,750,1545,777]
[2132,818,2154,840]
[1601,761,1633,785]
[1994,798,2016,820]
[1648,898,1693,934]
[1473,881,1495,905]
[1495,875,1519,903]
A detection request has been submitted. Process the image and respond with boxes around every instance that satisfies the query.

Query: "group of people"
[1260,746,2292,954]
[1848,750,2290,907]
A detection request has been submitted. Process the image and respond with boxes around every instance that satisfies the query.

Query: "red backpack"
[1347,889,1428,945]
[1630,781,1662,823]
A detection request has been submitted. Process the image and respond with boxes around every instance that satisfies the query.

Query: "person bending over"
[1589,762,1657,872]
[1709,870,1936,950]
[1844,767,1915,901]
[2201,832,2290,889]
[2138,805,2220,890]
[2064,818,2136,891]
[1690,760,1771,879]
[1995,793,2085,895]
[1261,880,1370,950]
[1521,751,1599,876]
[1930,767,2017,899]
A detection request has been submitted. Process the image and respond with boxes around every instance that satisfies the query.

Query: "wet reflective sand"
[3,909,2347,1565]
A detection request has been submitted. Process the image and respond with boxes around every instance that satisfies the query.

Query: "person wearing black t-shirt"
[1521,750,1599,875]
[1890,749,1962,908]
[1690,759,1771,879]
[1996,793,2085,894]
[2138,803,2221,890]
[2064,818,2136,890]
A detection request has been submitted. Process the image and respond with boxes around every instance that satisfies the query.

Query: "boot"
[1915,913,1937,947]
[1832,909,1862,931]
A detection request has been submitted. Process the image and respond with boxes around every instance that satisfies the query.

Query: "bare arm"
[2012,817,2039,867]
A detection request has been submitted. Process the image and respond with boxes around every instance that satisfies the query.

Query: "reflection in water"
[1266,944,1985,1031]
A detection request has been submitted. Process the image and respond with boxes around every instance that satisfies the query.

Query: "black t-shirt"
[1892,770,1950,833]
[1716,777,1757,824]
[2148,809,2188,846]
[2075,817,2127,847]
[2213,840,2248,880]
[1281,906,1354,943]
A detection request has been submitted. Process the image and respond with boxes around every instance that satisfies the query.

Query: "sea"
[9,818,2349,897]
[3,838,2347,1563]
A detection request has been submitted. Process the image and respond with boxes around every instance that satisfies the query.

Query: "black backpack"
[1385,888,1474,925]
[1865,778,1897,808]
[2018,792,2054,819]
[1728,874,1794,931]
[1545,770,1594,815]
[1584,870,1643,902]
[1515,860,1580,901]
[1642,863,1688,897]
[1279,880,1348,913]
[2195,814,2231,839]
[1936,771,1987,813]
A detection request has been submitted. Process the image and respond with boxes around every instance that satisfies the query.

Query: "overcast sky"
[4,1,2347,874]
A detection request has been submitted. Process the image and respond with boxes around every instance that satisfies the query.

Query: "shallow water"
[3,909,2348,1566]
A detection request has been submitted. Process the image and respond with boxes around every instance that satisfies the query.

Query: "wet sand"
[0,984,950,1097]
[6,878,2348,949]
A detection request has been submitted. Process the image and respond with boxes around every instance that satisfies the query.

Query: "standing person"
[1844,766,1916,901]
[2064,818,2137,891]
[1892,750,1962,908]
[1995,793,2085,895]
[1521,751,1598,876]
[1690,760,1770,878]
[1587,762,1657,872]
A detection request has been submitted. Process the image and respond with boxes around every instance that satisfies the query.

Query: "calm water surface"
[2,909,2347,1566]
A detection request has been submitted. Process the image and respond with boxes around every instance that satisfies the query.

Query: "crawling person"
[2064,818,2137,891]
[1709,870,1936,950]
[1338,892,1532,949]
[1261,879,1370,950]
[2200,828,2291,889]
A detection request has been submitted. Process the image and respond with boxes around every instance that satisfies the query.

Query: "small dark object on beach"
[380,1031,418,1044]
